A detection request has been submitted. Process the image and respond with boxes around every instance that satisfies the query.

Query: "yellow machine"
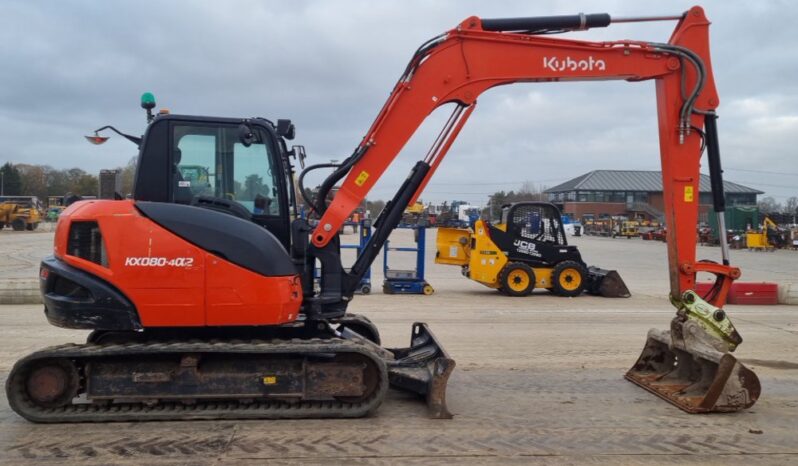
[746,216,783,250]
[436,202,629,297]
[401,201,426,225]
[0,196,43,231]
[0,203,18,229]
[614,220,640,238]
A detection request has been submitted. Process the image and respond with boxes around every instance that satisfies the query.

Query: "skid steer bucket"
[586,266,631,297]
[625,291,760,413]
[386,323,455,419]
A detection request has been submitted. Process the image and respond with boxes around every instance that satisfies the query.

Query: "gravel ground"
[0,228,796,465]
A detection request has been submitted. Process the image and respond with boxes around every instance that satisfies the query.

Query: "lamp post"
[1,171,4,196]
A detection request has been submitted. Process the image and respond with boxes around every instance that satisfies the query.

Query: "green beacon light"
[141,92,156,122]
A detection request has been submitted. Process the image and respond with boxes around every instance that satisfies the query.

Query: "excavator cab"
[133,114,298,249]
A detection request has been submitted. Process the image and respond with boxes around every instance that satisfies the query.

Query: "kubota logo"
[543,55,606,72]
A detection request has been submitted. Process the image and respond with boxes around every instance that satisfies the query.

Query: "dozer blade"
[586,266,631,298]
[386,322,455,419]
[625,328,761,413]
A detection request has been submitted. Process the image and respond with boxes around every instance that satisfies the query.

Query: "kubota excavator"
[7,6,760,422]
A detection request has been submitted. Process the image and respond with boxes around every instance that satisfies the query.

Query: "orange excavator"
[7,6,759,422]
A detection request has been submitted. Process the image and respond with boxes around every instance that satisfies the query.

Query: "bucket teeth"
[625,328,761,413]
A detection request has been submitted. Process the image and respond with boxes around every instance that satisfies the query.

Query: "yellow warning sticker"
[684,186,694,202]
[355,171,369,187]
[262,376,277,385]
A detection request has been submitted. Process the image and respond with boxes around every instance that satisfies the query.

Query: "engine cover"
[50,199,302,328]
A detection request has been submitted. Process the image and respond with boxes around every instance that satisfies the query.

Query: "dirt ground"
[0,229,796,465]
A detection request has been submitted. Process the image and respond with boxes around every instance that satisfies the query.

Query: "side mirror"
[238,123,255,147]
[291,145,306,169]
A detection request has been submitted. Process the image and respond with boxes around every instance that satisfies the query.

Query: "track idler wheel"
[23,359,79,409]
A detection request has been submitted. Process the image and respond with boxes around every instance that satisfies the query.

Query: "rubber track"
[6,338,389,423]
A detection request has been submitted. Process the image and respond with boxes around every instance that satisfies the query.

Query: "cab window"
[172,124,283,216]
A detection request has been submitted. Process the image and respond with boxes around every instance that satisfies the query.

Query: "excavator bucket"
[625,291,761,413]
[586,266,631,298]
[626,329,760,412]
[386,323,455,419]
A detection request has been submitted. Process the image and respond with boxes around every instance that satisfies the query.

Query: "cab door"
[169,121,291,249]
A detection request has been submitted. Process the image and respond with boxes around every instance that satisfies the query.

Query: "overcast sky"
[1,0,796,204]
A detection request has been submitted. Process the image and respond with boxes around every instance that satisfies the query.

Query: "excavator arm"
[304,6,760,413]
[309,6,737,306]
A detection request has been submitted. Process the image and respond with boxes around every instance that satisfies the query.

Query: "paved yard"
[0,229,796,465]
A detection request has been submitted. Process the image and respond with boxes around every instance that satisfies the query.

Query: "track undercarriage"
[6,315,454,423]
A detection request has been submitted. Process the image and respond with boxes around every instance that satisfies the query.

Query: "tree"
[116,157,137,197]
[46,168,71,198]
[485,182,551,220]
[17,163,48,200]
[72,173,99,196]
[242,174,264,200]
[783,196,798,215]
[366,199,385,219]
[0,162,22,195]
[757,196,781,214]
[486,190,509,221]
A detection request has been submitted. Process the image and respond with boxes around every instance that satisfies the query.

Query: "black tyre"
[11,219,25,231]
[551,260,587,297]
[499,262,535,297]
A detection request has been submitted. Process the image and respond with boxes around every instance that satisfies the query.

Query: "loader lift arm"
[306,5,739,310]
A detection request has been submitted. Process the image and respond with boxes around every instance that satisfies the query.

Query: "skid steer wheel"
[499,262,535,297]
[551,260,587,297]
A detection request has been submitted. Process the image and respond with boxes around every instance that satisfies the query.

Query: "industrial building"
[545,170,762,222]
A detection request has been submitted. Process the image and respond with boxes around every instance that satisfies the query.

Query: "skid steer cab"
[436,202,630,297]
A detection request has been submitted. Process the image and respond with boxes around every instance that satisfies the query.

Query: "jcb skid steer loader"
[7,6,760,422]
[435,202,630,297]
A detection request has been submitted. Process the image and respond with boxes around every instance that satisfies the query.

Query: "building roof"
[545,170,763,194]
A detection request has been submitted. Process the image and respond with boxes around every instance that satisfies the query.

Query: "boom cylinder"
[481,13,610,32]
